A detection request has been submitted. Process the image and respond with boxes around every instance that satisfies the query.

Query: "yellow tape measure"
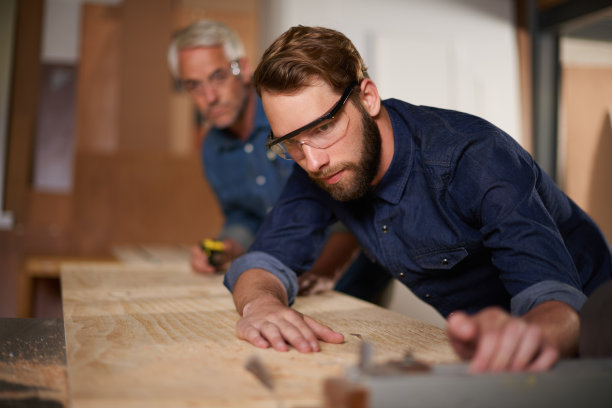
[200,239,226,266]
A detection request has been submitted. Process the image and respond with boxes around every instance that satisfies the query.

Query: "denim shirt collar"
[372,99,414,205]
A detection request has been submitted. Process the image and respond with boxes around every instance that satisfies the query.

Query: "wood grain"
[61,262,458,408]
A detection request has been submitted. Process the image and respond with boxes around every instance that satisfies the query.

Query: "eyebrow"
[267,82,357,147]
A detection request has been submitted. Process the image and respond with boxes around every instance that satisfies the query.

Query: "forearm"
[309,231,359,279]
[523,300,580,357]
[233,268,289,316]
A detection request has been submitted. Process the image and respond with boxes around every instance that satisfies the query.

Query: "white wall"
[260,0,522,328]
[260,0,521,144]
[41,0,123,63]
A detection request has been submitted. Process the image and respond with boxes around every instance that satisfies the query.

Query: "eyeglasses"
[179,60,241,95]
[265,82,357,160]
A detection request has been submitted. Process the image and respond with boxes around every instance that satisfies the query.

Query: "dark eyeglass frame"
[265,82,358,150]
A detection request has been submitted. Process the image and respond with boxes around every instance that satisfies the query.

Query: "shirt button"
[381,225,388,233]
[398,272,405,278]
[425,293,431,298]
[441,258,449,266]
[244,143,254,153]
[256,175,266,186]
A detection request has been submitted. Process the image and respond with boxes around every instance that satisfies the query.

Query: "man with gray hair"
[168,20,391,302]
[168,20,290,273]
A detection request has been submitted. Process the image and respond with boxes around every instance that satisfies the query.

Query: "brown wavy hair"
[254,26,369,98]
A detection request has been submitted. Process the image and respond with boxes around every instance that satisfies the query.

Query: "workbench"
[59,261,458,407]
[17,244,192,318]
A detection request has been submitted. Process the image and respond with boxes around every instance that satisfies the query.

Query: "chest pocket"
[412,247,469,271]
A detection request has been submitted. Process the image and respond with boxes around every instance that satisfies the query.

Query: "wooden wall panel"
[3,0,259,317]
[561,66,612,242]
[118,0,173,152]
[70,0,237,254]
[5,0,43,222]
[1,0,44,318]
[75,4,120,153]
[71,153,222,253]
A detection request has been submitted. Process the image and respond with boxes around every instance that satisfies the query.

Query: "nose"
[201,83,218,104]
[301,143,329,173]
[192,82,218,107]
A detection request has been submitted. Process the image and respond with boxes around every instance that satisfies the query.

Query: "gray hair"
[167,20,245,79]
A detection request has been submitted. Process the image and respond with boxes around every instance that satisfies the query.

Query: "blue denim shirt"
[225,99,611,317]
[202,94,294,249]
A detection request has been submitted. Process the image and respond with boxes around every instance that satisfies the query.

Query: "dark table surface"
[0,318,67,408]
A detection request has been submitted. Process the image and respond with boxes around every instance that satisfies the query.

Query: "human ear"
[359,79,381,117]
[238,57,253,84]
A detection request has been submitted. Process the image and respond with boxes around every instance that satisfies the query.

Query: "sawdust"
[0,359,67,407]
[0,322,68,407]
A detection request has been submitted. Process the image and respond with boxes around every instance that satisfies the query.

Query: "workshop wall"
[0,0,258,317]
[559,38,612,243]
[4,0,608,326]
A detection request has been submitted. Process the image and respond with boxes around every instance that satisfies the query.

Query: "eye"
[181,80,199,92]
[210,69,230,85]
[314,118,336,135]
[283,138,300,147]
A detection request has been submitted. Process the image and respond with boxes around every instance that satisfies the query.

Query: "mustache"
[309,163,357,179]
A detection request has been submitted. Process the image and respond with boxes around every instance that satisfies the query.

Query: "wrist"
[241,294,283,316]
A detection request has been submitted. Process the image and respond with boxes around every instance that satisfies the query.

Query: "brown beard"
[310,102,381,201]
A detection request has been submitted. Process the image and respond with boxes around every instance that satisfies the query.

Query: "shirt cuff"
[510,280,588,316]
[218,224,255,251]
[223,251,299,304]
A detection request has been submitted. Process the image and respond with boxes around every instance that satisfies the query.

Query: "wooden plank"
[61,263,458,408]
[113,245,192,264]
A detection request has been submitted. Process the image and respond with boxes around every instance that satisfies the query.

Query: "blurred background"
[1,0,610,327]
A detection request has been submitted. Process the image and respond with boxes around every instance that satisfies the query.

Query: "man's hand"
[190,239,245,274]
[237,296,344,352]
[447,301,580,372]
[298,271,336,295]
[297,231,360,296]
[233,268,344,352]
[190,244,216,274]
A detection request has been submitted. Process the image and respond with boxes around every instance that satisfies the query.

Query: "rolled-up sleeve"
[223,251,300,304]
[510,280,588,316]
